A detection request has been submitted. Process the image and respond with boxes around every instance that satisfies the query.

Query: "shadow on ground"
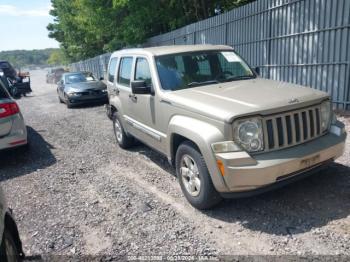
[133,144,350,236]
[0,126,56,181]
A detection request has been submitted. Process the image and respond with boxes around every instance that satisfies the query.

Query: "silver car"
[0,186,24,261]
[57,71,108,108]
[0,79,27,151]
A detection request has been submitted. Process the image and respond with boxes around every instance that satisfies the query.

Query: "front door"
[127,57,165,152]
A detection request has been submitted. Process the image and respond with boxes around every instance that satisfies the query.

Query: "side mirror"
[99,77,104,81]
[131,80,151,95]
[254,66,260,75]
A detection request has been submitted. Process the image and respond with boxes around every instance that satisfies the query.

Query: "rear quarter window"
[108,57,118,83]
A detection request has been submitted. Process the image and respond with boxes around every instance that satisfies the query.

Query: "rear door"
[0,81,13,137]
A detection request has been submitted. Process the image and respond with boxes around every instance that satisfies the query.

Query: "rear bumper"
[215,122,346,194]
[0,114,27,150]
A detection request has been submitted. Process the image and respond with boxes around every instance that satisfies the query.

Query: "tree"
[47,49,67,65]
[48,0,255,62]
[0,49,59,69]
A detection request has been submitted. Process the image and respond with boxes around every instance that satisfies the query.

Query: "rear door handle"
[129,94,137,102]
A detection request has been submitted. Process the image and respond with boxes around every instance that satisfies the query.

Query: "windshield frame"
[155,49,257,92]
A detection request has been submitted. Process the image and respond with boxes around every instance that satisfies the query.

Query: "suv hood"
[163,78,329,123]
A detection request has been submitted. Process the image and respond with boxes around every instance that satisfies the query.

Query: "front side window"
[155,50,254,91]
[108,58,118,83]
[118,57,133,87]
[135,58,152,87]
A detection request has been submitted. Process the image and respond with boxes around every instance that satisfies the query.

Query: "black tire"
[112,112,134,149]
[176,141,222,210]
[0,228,21,262]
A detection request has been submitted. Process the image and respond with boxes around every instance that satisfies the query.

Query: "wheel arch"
[167,115,229,192]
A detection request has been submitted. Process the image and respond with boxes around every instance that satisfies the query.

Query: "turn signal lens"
[211,141,241,153]
[217,160,225,176]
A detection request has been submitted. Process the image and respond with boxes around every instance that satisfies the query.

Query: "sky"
[0,0,59,51]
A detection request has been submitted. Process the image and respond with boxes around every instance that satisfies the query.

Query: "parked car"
[0,69,17,98]
[0,78,27,150]
[105,45,346,209]
[0,186,25,261]
[57,71,107,108]
[0,61,31,97]
[46,67,66,84]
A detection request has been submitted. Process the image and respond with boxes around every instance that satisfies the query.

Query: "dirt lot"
[1,70,350,260]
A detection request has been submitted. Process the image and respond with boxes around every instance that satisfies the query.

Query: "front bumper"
[215,122,346,194]
[68,93,108,105]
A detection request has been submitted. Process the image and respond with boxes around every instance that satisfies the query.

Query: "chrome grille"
[263,105,323,152]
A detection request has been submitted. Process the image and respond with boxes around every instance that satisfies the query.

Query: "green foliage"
[0,49,59,69]
[47,49,67,65]
[48,0,255,62]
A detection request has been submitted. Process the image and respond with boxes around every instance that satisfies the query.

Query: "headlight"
[320,100,331,132]
[233,118,264,152]
[67,91,81,96]
[102,89,108,93]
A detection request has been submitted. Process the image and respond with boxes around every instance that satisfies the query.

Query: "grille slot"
[263,105,323,152]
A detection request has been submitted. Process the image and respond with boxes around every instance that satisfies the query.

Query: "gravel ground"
[0,70,350,260]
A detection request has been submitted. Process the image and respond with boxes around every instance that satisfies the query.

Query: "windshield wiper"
[221,75,255,82]
[187,80,219,87]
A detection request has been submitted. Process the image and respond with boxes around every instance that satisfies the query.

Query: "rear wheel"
[0,228,21,262]
[112,112,134,149]
[176,141,222,210]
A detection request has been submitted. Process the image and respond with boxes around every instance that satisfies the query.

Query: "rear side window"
[0,80,9,99]
[135,58,152,87]
[118,57,133,87]
[108,57,118,83]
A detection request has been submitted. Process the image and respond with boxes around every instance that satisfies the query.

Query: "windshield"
[65,73,95,84]
[155,50,255,91]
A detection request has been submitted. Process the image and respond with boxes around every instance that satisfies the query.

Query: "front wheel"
[112,113,134,149]
[64,94,73,108]
[176,141,222,210]
[0,228,21,262]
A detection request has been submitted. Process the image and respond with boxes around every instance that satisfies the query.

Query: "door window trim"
[107,57,119,84]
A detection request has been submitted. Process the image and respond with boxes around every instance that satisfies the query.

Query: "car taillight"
[0,102,20,118]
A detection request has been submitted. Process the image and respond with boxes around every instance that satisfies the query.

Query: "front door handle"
[129,94,137,102]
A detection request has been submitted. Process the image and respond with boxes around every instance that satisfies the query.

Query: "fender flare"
[167,115,229,192]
